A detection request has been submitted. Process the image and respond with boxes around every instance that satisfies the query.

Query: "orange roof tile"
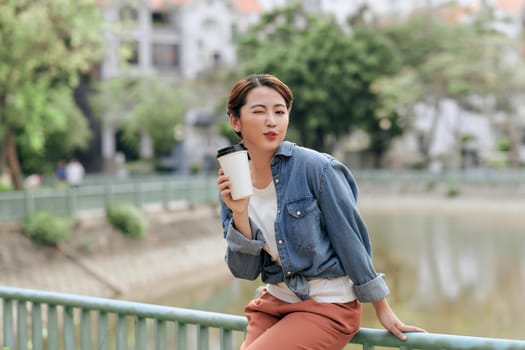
[438,4,478,23]
[232,0,263,14]
[147,0,261,12]
[147,0,191,11]
[495,0,525,12]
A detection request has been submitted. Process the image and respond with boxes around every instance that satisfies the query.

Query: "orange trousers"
[241,289,362,350]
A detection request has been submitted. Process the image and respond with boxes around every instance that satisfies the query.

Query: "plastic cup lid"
[216,144,247,158]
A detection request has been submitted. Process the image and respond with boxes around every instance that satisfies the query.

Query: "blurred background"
[1,0,524,344]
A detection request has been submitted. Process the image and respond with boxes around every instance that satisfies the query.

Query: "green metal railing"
[1,170,524,224]
[2,286,525,350]
[0,176,217,224]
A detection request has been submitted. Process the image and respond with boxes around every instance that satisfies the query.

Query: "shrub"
[446,183,460,197]
[106,202,148,238]
[22,212,72,246]
[0,181,12,192]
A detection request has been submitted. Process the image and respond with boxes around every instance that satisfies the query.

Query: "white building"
[95,0,525,173]
[96,0,262,173]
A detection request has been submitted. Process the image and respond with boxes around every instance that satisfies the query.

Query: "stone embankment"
[0,204,232,303]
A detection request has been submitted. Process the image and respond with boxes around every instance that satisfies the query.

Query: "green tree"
[121,78,190,156]
[0,0,103,189]
[92,76,193,158]
[373,10,524,168]
[237,3,402,164]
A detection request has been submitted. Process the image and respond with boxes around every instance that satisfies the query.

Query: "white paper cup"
[217,145,253,200]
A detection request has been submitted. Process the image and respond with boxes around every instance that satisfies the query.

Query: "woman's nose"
[265,113,277,126]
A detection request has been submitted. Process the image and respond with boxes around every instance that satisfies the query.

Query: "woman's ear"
[229,114,241,133]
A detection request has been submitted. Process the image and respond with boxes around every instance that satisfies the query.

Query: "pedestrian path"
[0,206,231,302]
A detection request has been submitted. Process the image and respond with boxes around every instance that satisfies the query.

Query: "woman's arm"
[317,159,388,300]
[218,170,265,280]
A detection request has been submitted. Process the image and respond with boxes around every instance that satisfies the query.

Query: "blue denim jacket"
[219,141,389,302]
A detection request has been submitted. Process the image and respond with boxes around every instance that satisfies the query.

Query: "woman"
[217,74,425,349]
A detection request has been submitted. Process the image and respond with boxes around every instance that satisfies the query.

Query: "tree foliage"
[0,0,103,188]
[91,77,197,157]
[373,10,525,168]
[237,3,403,162]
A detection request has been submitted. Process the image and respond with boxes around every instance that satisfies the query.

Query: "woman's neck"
[248,150,274,189]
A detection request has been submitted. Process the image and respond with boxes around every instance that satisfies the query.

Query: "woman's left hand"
[372,298,427,341]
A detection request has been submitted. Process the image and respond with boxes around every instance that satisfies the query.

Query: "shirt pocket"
[286,197,322,253]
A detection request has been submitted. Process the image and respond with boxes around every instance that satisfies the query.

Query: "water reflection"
[361,209,525,339]
[151,206,525,341]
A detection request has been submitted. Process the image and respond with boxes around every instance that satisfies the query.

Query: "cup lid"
[217,144,247,158]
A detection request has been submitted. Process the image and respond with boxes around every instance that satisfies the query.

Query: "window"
[152,11,170,26]
[119,5,138,22]
[152,43,179,69]
[212,51,221,66]
[231,23,239,40]
[124,40,139,65]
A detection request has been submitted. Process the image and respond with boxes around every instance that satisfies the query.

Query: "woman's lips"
[264,131,278,140]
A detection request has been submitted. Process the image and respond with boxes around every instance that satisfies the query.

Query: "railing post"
[185,178,194,209]
[198,325,209,350]
[104,183,113,207]
[23,190,34,218]
[220,329,233,350]
[47,305,59,350]
[176,322,188,350]
[134,181,143,208]
[66,188,77,217]
[2,299,14,350]
[162,181,170,210]
[17,301,28,350]
[97,311,109,350]
[135,316,147,350]
[31,302,43,350]
[155,319,167,350]
[63,306,75,350]
[80,309,91,350]
[116,313,128,350]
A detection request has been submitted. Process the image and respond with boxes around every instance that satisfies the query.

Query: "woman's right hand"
[217,169,250,215]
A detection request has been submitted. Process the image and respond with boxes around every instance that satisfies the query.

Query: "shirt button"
[278,240,283,244]
[275,178,279,184]
[277,210,281,214]
[296,211,301,216]
[286,271,292,276]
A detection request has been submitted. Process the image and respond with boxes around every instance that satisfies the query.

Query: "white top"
[248,181,357,304]
[65,161,85,186]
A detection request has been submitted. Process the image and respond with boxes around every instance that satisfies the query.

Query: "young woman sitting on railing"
[216,74,426,349]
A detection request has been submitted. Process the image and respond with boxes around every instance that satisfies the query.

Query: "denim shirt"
[219,141,389,303]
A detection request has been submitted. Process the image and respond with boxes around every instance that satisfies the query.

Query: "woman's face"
[230,86,289,154]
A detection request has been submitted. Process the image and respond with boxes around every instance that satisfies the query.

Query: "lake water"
[149,200,525,342]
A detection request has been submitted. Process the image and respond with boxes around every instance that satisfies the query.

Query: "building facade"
[94,0,525,173]
[96,0,261,173]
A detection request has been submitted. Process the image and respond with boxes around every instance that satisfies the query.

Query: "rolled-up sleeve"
[220,199,266,280]
[353,274,390,303]
[225,219,265,255]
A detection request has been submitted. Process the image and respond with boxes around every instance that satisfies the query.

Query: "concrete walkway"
[0,205,231,302]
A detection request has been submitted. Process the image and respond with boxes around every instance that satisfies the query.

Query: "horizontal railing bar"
[0,286,246,331]
[351,327,525,350]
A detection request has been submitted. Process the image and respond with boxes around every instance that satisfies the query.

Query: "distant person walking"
[66,158,85,188]
[55,160,67,182]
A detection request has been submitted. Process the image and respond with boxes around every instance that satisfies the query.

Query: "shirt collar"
[274,141,295,158]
